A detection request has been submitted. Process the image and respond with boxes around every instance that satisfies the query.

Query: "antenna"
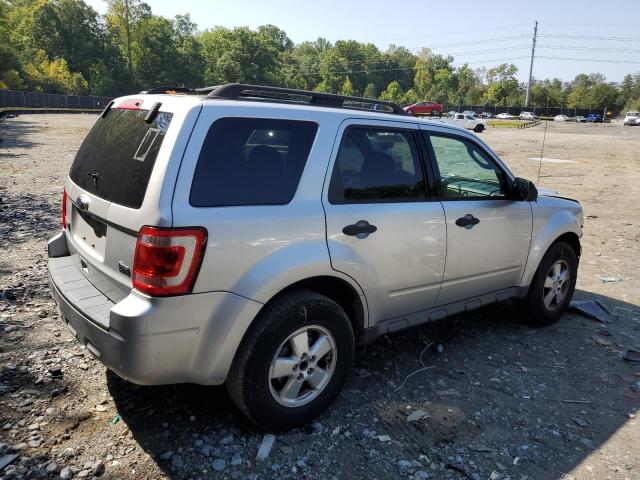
[536,119,548,185]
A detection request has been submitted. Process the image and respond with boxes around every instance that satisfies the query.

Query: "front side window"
[328,127,426,204]
[190,118,318,207]
[428,134,507,199]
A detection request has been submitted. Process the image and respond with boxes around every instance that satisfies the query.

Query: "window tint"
[69,109,172,209]
[189,118,318,207]
[329,127,426,203]
[429,135,506,199]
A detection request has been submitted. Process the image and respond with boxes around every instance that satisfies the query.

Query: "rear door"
[323,119,446,324]
[420,126,532,305]
[64,96,201,303]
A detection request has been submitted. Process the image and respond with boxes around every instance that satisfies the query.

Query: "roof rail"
[142,86,196,95]
[203,83,406,115]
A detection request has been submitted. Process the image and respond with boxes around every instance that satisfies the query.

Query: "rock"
[60,466,74,480]
[194,439,204,448]
[397,459,412,469]
[160,451,172,461]
[170,455,184,469]
[11,443,28,451]
[415,471,430,479]
[45,462,57,473]
[27,422,40,430]
[407,410,428,422]
[93,461,105,476]
[230,453,242,466]
[0,454,20,471]
[28,440,41,448]
[376,435,391,442]
[256,434,276,462]
[220,434,233,445]
[212,458,226,472]
[77,469,90,478]
[296,459,307,469]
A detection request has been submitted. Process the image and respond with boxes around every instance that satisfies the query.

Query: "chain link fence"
[0,89,112,111]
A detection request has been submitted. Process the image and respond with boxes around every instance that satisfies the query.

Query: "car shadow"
[108,289,640,479]
[0,117,39,149]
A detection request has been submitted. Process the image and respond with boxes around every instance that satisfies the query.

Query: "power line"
[538,34,640,42]
[536,56,640,64]
[537,44,640,54]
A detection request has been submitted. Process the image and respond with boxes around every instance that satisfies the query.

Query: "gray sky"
[86,0,640,82]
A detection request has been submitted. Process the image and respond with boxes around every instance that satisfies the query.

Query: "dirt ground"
[0,114,639,480]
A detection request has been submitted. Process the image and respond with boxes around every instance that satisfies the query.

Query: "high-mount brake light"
[132,226,207,296]
[62,188,67,229]
[116,98,144,110]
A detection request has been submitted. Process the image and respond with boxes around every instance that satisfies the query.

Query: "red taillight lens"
[62,188,67,229]
[132,226,207,296]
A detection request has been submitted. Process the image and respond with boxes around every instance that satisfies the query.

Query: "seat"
[359,152,397,188]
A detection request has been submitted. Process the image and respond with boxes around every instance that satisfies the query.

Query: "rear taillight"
[132,226,207,296]
[62,188,67,229]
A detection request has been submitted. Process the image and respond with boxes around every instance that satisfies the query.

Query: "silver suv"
[48,84,583,429]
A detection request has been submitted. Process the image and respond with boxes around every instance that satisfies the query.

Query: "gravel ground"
[1,114,639,480]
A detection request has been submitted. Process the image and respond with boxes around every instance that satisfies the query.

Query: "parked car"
[404,101,443,116]
[480,112,493,119]
[462,110,477,116]
[48,84,583,429]
[496,112,514,119]
[554,115,569,122]
[520,111,539,120]
[587,113,602,123]
[623,111,640,126]
[574,116,587,123]
[443,112,487,133]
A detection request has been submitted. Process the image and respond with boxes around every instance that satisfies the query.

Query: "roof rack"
[201,83,406,115]
[141,86,196,95]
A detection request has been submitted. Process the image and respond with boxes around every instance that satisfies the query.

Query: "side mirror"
[512,177,538,202]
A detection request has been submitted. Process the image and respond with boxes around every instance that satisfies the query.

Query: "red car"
[404,101,443,116]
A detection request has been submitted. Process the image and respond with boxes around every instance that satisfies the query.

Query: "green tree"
[339,76,354,96]
[379,80,404,104]
[484,63,521,106]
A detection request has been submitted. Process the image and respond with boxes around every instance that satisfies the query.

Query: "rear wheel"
[226,290,354,430]
[474,124,485,133]
[521,241,578,326]
[431,109,441,118]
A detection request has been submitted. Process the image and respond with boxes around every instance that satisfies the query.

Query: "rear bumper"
[47,232,263,385]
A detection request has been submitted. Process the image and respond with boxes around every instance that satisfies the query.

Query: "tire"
[521,241,578,326]
[474,124,485,133]
[226,289,354,430]
[431,109,441,118]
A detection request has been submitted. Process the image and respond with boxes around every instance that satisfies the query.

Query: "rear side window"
[69,109,172,209]
[189,118,318,207]
[328,127,426,204]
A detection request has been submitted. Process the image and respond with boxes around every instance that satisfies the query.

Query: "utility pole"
[524,20,538,108]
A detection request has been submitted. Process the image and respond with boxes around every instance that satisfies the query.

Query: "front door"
[323,120,446,323]
[422,128,532,306]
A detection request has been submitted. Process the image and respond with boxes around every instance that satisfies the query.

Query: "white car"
[442,112,487,133]
[496,113,513,120]
[554,115,569,122]
[520,111,539,120]
[623,111,640,126]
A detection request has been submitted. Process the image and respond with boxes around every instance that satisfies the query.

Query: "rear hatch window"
[69,108,172,208]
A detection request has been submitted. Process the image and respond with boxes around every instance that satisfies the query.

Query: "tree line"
[1,0,639,112]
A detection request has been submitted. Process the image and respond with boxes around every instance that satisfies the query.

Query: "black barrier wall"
[0,89,112,110]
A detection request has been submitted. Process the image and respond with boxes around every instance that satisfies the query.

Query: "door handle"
[343,220,377,237]
[455,214,480,229]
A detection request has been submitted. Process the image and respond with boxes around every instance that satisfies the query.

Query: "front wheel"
[521,241,578,326]
[474,124,485,133]
[226,290,354,430]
